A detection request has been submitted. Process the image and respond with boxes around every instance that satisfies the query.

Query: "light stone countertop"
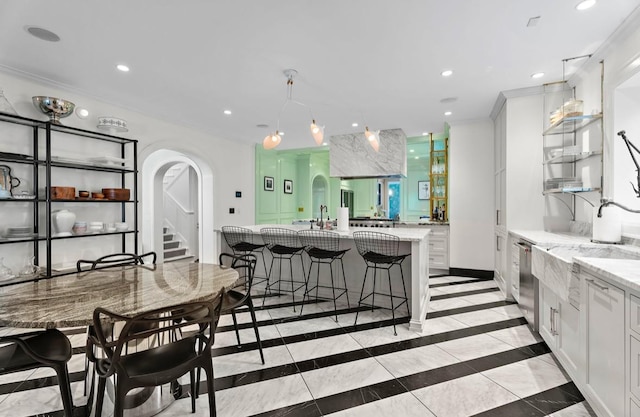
[575,257,640,294]
[221,224,431,242]
[511,229,640,295]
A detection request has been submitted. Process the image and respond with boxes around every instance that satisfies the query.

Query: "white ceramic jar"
[52,209,76,237]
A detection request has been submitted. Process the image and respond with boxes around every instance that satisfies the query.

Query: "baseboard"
[448,267,494,280]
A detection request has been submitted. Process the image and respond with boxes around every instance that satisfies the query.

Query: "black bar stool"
[352,231,410,335]
[222,226,269,288]
[298,230,350,321]
[260,227,307,311]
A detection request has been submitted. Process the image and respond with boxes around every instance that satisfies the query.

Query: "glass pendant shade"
[364,127,379,152]
[310,119,324,145]
[263,131,282,150]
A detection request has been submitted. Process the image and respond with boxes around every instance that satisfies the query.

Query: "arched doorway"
[141,148,216,263]
[311,175,328,220]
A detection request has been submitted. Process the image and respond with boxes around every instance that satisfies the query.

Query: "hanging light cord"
[274,74,315,131]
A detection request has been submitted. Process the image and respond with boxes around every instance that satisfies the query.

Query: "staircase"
[163,226,194,263]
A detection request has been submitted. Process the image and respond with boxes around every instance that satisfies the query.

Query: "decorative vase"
[52,209,76,237]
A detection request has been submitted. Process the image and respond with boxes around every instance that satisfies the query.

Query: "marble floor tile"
[301,357,394,398]
[459,291,507,305]
[0,380,86,417]
[436,333,518,361]
[286,333,363,362]
[482,356,570,398]
[548,401,597,416]
[411,372,519,417]
[325,392,436,416]
[0,369,36,388]
[213,345,293,378]
[420,316,470,336]
[218,309,271,327]
[428,297,475,312]
[348,323,421,349]
[486,324,543,348]
[448,309,514,327]
[433,280,498,295]
[216,374,314,417]
[488,304,526,318]
[275,315,342,337]
[537,352,561,366]
[375,344,460,378]
[213,324,281,348]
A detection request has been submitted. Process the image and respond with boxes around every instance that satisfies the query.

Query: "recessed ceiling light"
[410,149,415,153]
[352,122,359,127]
[223,110,232,115]
[25,26,60,42]
[444,111,452,116]
[441,70,453,77]
[75,107,89,119]
[322,142,328,146]
[116,64,130,72]
[415,156,419,160]
[576,0,596,10]
[279,131,285,136]
[531,72,545,79]
[422,132,429,136]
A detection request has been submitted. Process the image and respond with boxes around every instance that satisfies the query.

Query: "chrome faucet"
[318,205,327,228]
[597,198,640,217]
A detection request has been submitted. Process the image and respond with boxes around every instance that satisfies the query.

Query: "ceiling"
[1,0,639,150]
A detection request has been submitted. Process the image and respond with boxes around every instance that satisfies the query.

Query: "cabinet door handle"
[549,306,554,334]
[552,308,559,336]
[496,209,500,225]
[586,278,609,292]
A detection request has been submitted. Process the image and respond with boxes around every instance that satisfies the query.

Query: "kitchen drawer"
[429,252,448,269]
[631,294,640,336]
[631,334,640,403]
[429,226,449,238]
[429,237,448,253]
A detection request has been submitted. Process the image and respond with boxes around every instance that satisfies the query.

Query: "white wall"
[0,70,255,264]
[449,119,494,270]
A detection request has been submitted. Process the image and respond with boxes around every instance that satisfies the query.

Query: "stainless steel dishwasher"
[516,239,538,332]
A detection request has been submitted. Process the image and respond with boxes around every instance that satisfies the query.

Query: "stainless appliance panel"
[517,240,539,332]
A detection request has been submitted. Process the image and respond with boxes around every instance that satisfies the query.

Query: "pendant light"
[364,126,380,152]
[262,69,323,149]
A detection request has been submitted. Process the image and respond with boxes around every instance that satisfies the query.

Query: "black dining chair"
[0,329,74,417]
[352,231,410,335]
[77,251,158,395]
[219,252,265,364]
[88,292,225,417]
[76,251,157,272]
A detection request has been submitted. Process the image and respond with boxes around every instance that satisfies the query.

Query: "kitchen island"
[215,225,431,332]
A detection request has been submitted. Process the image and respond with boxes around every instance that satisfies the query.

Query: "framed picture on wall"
[284,179,293,194]
[418,180,430,200]
[264,176,274,191]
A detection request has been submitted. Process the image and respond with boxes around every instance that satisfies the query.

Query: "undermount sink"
[532,244,640,306]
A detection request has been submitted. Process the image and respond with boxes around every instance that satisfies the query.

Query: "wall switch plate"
[229,208,235,214]
[235,191,241,198]
[298,207,304,212]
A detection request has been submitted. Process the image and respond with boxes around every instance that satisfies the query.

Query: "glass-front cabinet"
[430,132,448,222]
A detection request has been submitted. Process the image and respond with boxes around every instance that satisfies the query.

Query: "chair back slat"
[222,226,256,247]
[260,227,302,248]
[352,231,400,257]
[298,230,341,252]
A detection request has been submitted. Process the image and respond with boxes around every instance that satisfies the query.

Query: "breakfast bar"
[216,225,431,332]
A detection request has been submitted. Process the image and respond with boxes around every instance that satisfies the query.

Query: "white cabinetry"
[538,281,582,382]
[583,270,625,417]
[492,92,544,298]
[427,224,449,271]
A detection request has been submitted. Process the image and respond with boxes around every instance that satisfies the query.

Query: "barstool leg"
[371,266,378,313]
[288,257,296,311]
[262,255,276,308]
[299,259,313,316]
[387,268,397,336]
[330,262,338,322]
[354,265,370,326]
[340,258,350,308]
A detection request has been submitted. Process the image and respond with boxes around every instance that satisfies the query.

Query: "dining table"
[0,262,240,417]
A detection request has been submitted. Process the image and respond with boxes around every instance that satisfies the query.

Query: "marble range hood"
[329,128,407,179]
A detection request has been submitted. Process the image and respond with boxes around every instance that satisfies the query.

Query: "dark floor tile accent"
[295,348,372,373]
[214,363,301,391]
[0,371,85,395]
[216,304,376,334]
[426,300,517,319]
[27,405,87,417]
[246,297,329,312]
[430,286,499,301]
[464,342,551,373]
[430,278,489,288]
[524,382,586,415]
[252,400,323,417]
[314,378,409,415]
[448,267,494,279]
[367,317,527,356]
[470,399,545,417]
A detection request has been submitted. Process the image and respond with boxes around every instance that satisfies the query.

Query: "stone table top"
[0,263,239,329]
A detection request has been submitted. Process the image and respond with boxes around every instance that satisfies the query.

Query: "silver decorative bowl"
[32,96,75,124]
